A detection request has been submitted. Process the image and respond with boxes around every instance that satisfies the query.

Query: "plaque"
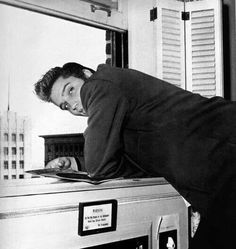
[78,200,117,236]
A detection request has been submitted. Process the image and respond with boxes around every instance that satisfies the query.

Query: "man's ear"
[82,69,93,79]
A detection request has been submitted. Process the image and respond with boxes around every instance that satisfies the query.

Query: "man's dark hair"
[34,62,95,102]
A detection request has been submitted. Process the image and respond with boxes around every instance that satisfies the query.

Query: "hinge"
[150,7,157,21]
[181,11,190,21]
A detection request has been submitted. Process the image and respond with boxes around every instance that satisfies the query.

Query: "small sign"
[78,200,117,236]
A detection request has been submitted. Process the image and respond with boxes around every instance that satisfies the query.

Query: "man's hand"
[46,157,72,170]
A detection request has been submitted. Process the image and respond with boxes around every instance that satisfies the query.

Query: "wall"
[127,0,157,76]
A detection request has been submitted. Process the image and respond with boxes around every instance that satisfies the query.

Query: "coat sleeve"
[82,80,135,179]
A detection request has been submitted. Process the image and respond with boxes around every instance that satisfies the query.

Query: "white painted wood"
[127,0,157,76]
[154,0,185,89]
[185,0,223,97]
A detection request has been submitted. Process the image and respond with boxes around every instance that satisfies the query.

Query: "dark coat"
[80,64,236,216]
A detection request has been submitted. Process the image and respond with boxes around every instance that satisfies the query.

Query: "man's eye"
[69,87,74,95]
[61,103,69,110]
[65,103,69,110]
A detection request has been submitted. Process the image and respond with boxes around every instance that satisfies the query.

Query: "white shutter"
[185,0,223,97]
[154,0,185,89]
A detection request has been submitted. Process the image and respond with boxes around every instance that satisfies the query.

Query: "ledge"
[0,177,182,220]
[0,177,168,197]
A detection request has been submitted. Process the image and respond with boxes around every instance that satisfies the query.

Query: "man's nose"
[71,103,77,111]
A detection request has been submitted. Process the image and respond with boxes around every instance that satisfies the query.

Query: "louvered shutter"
[154,0,185,89]
[185,0,223,97]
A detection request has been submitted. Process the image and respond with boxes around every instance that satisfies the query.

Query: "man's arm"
[82,79,134,179]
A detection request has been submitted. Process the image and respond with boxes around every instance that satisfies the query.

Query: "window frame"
[0,0,128,182]
[0,0,127,32]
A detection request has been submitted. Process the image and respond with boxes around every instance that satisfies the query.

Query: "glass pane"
[0,4,106,180]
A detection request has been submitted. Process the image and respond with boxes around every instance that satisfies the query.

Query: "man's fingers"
[45,157,71,169]
[57,158,65,169]
[58,157,71,169]
[46,158,62,169]
[62,158,71,169]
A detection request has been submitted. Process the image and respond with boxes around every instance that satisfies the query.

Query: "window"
[4,175,8,180]
[19,175,24,179]
[12,161,16,169]
[12,133,16,142]
[0,2,110,184]
[74,145,79,152]
[4,133,8,141]
[59,145,63,153]
[19,147,24,155]
[19,134,24,141]
[12,175,16,179]
[70,145,73,152]
[79,145,84,156]
[4,161,8,170]
[12,147,17,155]
[55,145,59,153]
[19,160,24,169]
[4,147,8,155]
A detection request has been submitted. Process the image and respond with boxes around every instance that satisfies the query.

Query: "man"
[35,62,236,249]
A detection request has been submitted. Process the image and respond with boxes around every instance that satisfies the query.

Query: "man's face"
[50,75,86,116]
